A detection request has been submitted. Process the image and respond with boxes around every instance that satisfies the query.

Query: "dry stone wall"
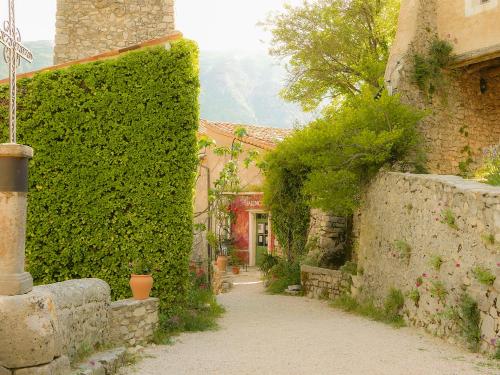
[306,209,348,268]
[354,172,500,352]
[301,265,350,300]
[109,298,159,346]
[54,0,175,64]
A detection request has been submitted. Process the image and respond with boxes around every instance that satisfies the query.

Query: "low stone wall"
[37,279,111,360]
[0,279,159,374]
[301,265,350,300]
[109,298,159,346]
[355,172,500,352]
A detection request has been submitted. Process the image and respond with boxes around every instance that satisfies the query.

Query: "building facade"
[54,0,175,64]
[385,0,500,174]
[194,120,290,267]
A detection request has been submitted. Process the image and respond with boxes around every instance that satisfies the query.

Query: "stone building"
[385,0,500,174]
[54,0,175,64]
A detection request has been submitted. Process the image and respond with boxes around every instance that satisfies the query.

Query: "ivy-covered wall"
[0,40,200,308]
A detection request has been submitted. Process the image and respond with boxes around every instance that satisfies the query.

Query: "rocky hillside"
[0,42,313,128]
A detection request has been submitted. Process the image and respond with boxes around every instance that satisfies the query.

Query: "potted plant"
[231,262,241,275]
[129,258,153,300]
[229,247,241,275]
[208,231,228,272]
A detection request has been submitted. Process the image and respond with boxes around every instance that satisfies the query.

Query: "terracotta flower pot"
[130,274,153,300]
[216,255,228,272]
[232,266,240,275]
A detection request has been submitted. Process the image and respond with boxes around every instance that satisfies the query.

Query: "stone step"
[72,348,127,375]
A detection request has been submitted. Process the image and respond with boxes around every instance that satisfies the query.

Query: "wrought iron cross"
[0,0,33,144]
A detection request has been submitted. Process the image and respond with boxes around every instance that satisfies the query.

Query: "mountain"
[0,42,313,128]
[0,41,55,78]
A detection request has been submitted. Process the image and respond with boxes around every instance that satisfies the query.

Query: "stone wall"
[354,172,500,352]
[109,298,159,346]
[0,279,109,374]
[386,0,500,175]
[306,209,348,268]
[54,0,175,64]
[37,279,111,360]
[301,265,350,300]
[0,278,159,374]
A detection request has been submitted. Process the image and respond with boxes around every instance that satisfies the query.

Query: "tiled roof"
[200,119,292,150]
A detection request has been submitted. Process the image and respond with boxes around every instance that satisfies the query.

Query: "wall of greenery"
[0,40,200,308]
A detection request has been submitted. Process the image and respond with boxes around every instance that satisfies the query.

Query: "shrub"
[458,294,481,352]
[472,266,496,286]
[394,240,411,263]
[331,291,405,328]
[0,41,200,307]
[494,342,500,360]
[407,289,420,305]
[263,88,425,260]
[481,233,495,246]
[476,146,500,186]
[154,271,225,344]
[429,255,444,271]
[258,253,280,276]
[440,209,458,230]
[384,288,405,320]
[412,39,454,98]
[265,259,301,294]
[339,261,358,276]
[430,280,448,304]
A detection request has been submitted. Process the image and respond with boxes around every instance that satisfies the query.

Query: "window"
[465,0,498,16]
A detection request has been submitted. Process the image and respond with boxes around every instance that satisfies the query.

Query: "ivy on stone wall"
[412,38,455,99]
[0,40,200,308]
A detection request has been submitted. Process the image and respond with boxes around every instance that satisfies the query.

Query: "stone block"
[0,290,60,369]
[73,366,105,375]
[36,279,111,360]
[0,366,11,375]
[13,356,70,375]
[481,312,497,341]
[109,298,159,346]
[90,348,126,375]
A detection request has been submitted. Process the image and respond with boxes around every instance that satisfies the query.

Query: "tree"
[263,88,424,260]
[265,0,399,110]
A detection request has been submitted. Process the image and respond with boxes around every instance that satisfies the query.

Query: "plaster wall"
[385,0,500,175]
[437,0,500,58]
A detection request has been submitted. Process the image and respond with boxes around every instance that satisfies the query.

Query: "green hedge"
[0,40,200,308]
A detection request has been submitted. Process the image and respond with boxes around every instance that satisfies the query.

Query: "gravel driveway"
[119,270,498,375]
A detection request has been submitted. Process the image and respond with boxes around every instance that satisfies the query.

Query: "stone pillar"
[0,144,33,296]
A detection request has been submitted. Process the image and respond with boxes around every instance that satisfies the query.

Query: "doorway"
[255,213,269,267]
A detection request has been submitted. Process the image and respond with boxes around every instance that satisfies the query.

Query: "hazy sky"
[1,0,303,51]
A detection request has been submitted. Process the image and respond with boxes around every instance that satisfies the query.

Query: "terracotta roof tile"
[199,119,292,150]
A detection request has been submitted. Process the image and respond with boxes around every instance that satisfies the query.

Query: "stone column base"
[0,272,33,296]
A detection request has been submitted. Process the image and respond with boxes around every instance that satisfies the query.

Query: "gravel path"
[120,270,498,375]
